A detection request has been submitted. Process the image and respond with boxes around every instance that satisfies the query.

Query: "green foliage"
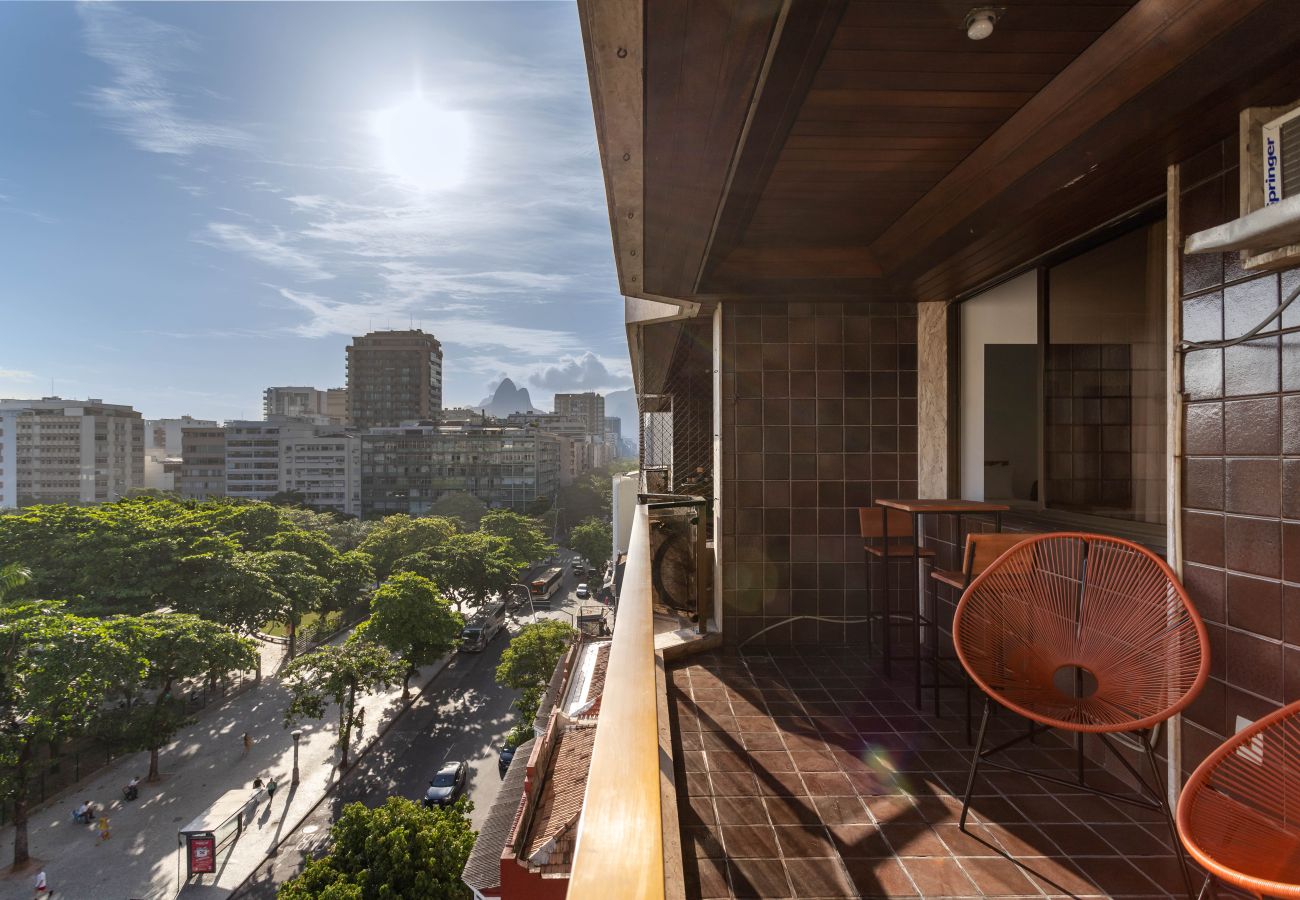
[100,613,257,779]
[277,507,373,551]
[330,550,376,609]
[555,471,611,531]
[0,563,31,602]
[395,532,515,612]
[276,797,475,900]
[495,620,576,693]
[248,550,335,656]
[426,492,488,530]
[504,722,532,749]
[363,573,462,698]
[283,639,403,769]
[358,515,459,581]
[513,684,545,725]
[567,517,613,569]
[477,510,554,570]
[0,603,148,865]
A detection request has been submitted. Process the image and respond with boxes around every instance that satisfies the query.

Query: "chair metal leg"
[1140,729,1197,900]
[960,699,991,830]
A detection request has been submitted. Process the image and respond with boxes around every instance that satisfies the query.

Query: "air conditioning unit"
[1261,106,1300,206]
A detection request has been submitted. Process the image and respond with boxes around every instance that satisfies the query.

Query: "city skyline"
[0,2,631,421]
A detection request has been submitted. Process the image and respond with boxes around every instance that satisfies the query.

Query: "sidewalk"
[0,638,447,900]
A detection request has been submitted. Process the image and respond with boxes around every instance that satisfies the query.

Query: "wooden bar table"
[874,498,1010,710]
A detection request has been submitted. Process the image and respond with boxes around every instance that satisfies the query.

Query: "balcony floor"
[668,648,1194,899]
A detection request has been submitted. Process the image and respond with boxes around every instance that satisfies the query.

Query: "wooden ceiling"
[592,0,1300,303]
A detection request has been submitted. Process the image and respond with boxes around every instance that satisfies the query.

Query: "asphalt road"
[233,626,521,897]
[232,549,603,897]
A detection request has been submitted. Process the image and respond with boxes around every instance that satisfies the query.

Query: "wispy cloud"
[0,369,38,382]
[202,222,334,281]
[79,3,252,156]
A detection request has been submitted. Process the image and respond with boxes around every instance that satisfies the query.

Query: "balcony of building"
[550,2,1300,899]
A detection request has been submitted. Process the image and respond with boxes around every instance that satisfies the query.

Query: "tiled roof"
[523,723,597,872]
[462,738,535,895]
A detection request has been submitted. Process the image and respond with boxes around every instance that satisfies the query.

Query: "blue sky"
[0,1,628,419]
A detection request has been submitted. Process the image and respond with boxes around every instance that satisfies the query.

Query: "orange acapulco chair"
[1177,699,1300,898]
[952,532,1210,898]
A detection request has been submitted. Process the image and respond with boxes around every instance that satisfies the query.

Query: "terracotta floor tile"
[1016,857,1109,896]
[931,823,1003,857]
[842,856,920,897]
[958,854,1045,896]
[784,856,859,898]
[721,824,780,859]
[1008,794,1077,824]
[715,796,770,826]
[1069,857,1163,896]
[900,856,979,896]
[741,732,788,751]
[1092,822,1174,856]
[749,750,796,773]
[865,794,926,824]
[789,750,840,772]
[683,794,718,827]
[803,771,856,796]
[811,794,871,825]
[879,823,952,858]
[709,750,757,772]
[711,769,762,797]
[684,825,726,858]
[727,857,792,899]
[828,822,891,858]
[1035,823,1113,856]
[759,769,810,797]
[764,796,823,826]
[695,855,732,899]
[773,824,836,858]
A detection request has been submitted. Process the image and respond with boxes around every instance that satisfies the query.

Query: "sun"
[371,95,470,192]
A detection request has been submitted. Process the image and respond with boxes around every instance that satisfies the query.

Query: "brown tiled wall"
[719,301,919,647]
[1177,137,1300,777]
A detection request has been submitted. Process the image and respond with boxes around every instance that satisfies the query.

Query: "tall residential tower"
[345,330,443,429]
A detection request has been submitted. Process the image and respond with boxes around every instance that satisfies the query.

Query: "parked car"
[575,583,590,599]
[423,760,467,807]
[459,601,508,652]
[498,744,516,778]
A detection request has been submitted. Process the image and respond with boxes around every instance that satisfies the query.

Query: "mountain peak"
[477,378,540,416]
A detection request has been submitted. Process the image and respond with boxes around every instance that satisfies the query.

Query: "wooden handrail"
[567,504,665,900]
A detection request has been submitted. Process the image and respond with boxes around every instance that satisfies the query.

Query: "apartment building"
[0,397,144,508]
[552,392,605,436]
[280,430,360,515]
[143,415,217,491]
[262,386,347,425]
[504,412,611,484]
[177,426,227,501]
[345,329,444,428]
[359,424,559,517]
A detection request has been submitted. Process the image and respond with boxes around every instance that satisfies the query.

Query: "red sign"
[188,834,216,875]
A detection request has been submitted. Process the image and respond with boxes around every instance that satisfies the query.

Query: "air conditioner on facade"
[1261,106,1300,206]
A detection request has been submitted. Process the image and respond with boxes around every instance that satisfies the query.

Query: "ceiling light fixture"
[964,7,999,40]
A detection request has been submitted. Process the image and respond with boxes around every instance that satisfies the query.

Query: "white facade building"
[0,398,144,508]
[262,386,346,425]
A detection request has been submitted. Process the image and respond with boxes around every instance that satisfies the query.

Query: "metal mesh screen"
[638,317,712,497]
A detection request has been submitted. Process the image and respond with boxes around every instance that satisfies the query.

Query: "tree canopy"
[495,620,576,692]
[478,510,553,570]
[426,492,488,530]
[361,573,462,699]
[283,638,403,769]
[276,797,475,900]
[0,603,147,866]
[398,532,515,612]
[567,517,613,570]
[99,614,257,780]
[357,515,459,581]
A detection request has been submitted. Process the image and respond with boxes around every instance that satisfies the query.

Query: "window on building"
[959,220,1167,530]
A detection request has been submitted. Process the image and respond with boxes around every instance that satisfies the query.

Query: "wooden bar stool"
[930,532,1029,738]
[859,507,934,677]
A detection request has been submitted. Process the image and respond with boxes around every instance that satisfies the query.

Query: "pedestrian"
[33,868,47,897]
[242,732,252,754]
[266,776,278,802]
[97,815,111,843]
[252,777,263,790]
[355,707,365,734]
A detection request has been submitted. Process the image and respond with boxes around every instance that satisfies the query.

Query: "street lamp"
[291,729,302,786]
[511,583,537,622]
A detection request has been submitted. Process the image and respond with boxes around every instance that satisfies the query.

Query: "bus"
[529,567,564,605]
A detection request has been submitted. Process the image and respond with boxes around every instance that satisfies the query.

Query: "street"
[232,549,601,897]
